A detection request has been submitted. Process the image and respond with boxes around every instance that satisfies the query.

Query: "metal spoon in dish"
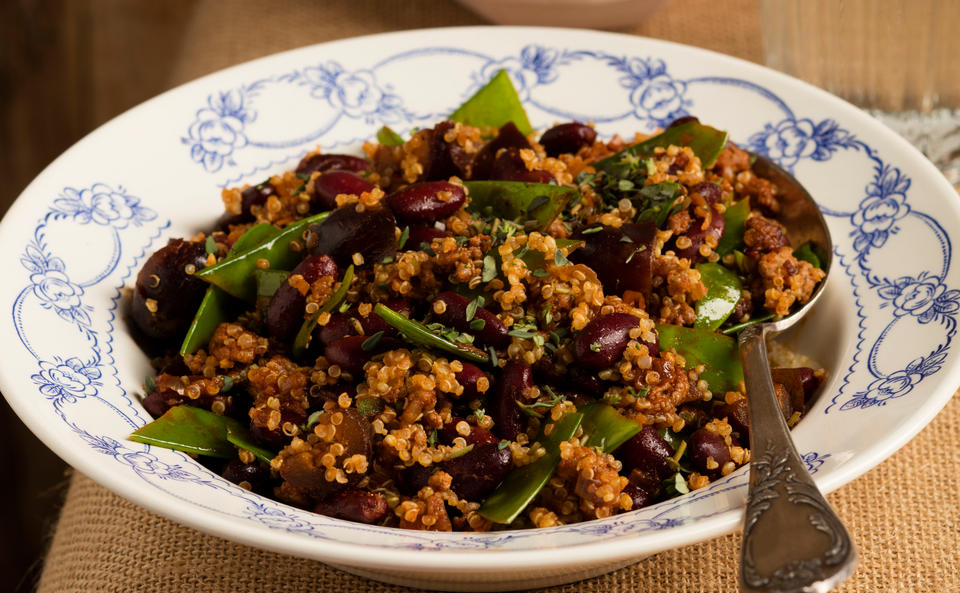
[737,155,856,593]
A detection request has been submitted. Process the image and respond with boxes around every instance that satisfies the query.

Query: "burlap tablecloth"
[31,0,960,591]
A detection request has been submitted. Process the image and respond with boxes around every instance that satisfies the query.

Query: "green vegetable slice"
[449,69,532,135]
[195,212,329,302]
[634,181,684,228]
[376,125,404,146]
[657,324,743,393]
[464,180,576,230]
[716,198,750,256]
[478,412,583,524]
[254,268,291,299]
[579,402,643,453]
[130,405,274,462]
[292,264,355,359]
[694,262,743,331]
[374,303,488,364]
[594,120,729,175]
[180,224,280,355]
[721,312,775,336]
[794,242,822,269]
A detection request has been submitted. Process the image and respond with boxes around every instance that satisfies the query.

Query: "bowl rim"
[2,25,958,572]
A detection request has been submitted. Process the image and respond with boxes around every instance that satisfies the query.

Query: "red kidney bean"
[441,420,499,447]
[489,147,554,183]
[312,171,376,211]
[324,335,376,374]
[441,443,513,501]
[319,313,355,345]
[433,291,509,347]
[296,153,369,176]
[131,239,210,339]
[673,207,725,264]
[471,121,531,180]
[492,361,531,440]
[240,180,275,220]
[403,224,448,250]
[423,120,474,181]
[667,115,699,129]
[221,459,271,494]
[771,367,820,412]
[689,181,722,206]
[385,181,466,223]
[623,468,663,510]
[570,222,657,298]
[688,428,731,477]
[539,122,597,157]
[266,254,338,342]
[714,397,750,441]
[455,362,489,400]
[315,490,389,524]
[309,205,396,268]
[397,464,435,496]
[573,313,643,369]
[619,426,675,479]
[566,365,604,395]
[250,408,306,450]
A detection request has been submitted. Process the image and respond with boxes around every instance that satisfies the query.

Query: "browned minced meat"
[624,350,705,424]
[555,443,628,520]
[666,208,692,235]
[743,213,790,258]
[397,492,453,531]
[758,247,826,316]
[736,170,780,215]
[650,254,707,325]
[711,143,751,183]
[248,355,310,433]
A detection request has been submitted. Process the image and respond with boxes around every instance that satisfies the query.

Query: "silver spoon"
[737,154,856,593]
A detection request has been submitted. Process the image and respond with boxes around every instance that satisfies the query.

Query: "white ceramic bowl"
[2,27,958,592]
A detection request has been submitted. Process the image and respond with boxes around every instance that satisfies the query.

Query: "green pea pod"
[594,120,729,175]
[657,324,744,393]
[449,69,532,136]
[716,198,750,256]
[376,125,404,146]
[634,181,684,228]
[578,402,643,453]
[195,212,329,302]
[694,262,743,331]
[292,264,355,359]
[130,405,275,462]
[478,412,583,524]
[254,268,291,299]
[180,224,280,356]
[464,180,576,230]
[794,242,822,269]
[373,303,489,364]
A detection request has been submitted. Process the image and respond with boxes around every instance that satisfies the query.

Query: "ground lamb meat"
[736,170,780,215]
[555,442,628,520]
[711,143,751,182]
[743,213,790,257]
[758,247,827,316]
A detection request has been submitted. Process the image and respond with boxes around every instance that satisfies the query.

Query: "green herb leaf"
[398,226,410,250]
[448,69,532,135]
[361,331,385,352]
[794,242,822,269]
[469,318,486,331]
[465,181,576,231]
[221,376,236,393]
[376,125,405,146]
[635,181,684,228]
[581,226,603,235]
[144,375,156,393]
[465,295,484,322]
[205,235,217,255]
[664,472,690,496]
[356,397,385,418]
[481,254,498,282]
[427,429,438,448]
[254,268,291,299]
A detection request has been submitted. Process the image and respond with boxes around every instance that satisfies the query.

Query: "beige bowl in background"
[455,0,670,29]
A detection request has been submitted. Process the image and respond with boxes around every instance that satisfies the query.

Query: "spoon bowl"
[736,154,856,593]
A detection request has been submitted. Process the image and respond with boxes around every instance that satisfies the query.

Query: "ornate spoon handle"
[738,324,857,593]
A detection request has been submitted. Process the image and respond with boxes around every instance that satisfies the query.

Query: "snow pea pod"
[373,303,489,364]
[130,405,274,463]
[715,198,750,256]
[794,242,822,268]
[254,268,291,299]
[478,411,583,524]
[449,69,532,136]
[464,180,576,230]
[195,212,329,302]
[180,224,280,355]
[579,402,643,453]
[657,324,744,393]
[694,262,743,331]
[594,120,729,175]
[292,264,355,359]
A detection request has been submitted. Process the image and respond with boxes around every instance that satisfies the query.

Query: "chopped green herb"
[465,296,484,322]
[398,226,410,250]
[488,346,499,367]
[581,226,603,235]
[306,410,322,429]
[603,391,622,406]
[482,254,498,282]
[361,331,385,352]
[469,318,486,331]
[474,407,486,423]
[338,301,352,313]
[532,268,549,278]
[381,256,394,264]
[664,472,690,496]
[589,341,602,352]
[356,397,384,417]
[624,245,647,264]
[295,172,311,180]
[526,194,550,213]
[221,376,235,393]
[427,429,438,448]
[204,235,217,255]
[376,125,405,146]
[144,375,156,393]
[498,440,510,450]
[553,249,570,267]
[516,390,566,418]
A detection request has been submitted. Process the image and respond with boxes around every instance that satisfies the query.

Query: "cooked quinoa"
[130,111,825,532]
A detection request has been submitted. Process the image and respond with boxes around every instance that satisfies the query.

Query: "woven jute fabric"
[31,1,960,591]
[36,395,960,593]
